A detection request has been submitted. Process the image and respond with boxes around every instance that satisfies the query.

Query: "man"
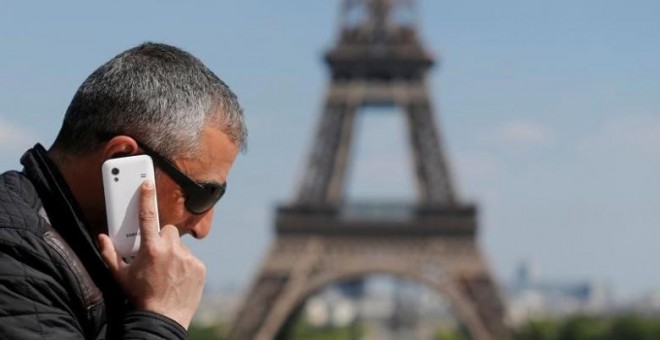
[0,42,247,339]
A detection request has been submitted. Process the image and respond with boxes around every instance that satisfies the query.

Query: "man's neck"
[48,149,106,235]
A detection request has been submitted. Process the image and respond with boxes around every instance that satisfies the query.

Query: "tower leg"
[458,273,509,338]
[295,87,359,206]
[405,97,456,205]
[229,238,323,340]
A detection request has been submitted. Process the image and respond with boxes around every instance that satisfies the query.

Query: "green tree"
[604,315,660,340]
[556,316,605,340]
[188,322,229,340]
[434,327,470,340]
[513,319,560,340]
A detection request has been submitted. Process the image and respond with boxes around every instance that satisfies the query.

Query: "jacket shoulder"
[0,170,44,233]
[0,170,106,337]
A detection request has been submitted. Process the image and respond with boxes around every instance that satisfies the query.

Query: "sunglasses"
[135,141,226,215]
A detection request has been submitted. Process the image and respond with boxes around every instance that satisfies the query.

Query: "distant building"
[301,276,459,339]
[505,261,612,325]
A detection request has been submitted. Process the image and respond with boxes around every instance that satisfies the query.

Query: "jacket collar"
[20,144,97,251]
[20,144,121,295]
[20,144,131,336]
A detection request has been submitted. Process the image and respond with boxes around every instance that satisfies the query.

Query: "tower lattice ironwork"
[229,1,508,339]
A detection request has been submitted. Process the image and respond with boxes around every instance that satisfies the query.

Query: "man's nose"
[186,208,215,239]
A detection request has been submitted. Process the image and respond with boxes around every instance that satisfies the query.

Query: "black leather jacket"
[0,144,187,339]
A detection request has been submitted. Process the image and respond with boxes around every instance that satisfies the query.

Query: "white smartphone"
[102,155,159,258]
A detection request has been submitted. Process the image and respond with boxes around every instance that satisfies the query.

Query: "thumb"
[98,234,125,274]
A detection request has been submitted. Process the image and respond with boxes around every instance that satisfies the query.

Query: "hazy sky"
[1,1,659,297]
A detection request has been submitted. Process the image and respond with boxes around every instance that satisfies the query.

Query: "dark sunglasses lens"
[185,184,226,214]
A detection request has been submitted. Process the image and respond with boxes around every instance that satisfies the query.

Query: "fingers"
[98,234,124,272]
[138,180,160,245]
[159,225,180,246]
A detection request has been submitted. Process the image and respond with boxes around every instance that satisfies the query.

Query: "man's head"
[50,42,247,238]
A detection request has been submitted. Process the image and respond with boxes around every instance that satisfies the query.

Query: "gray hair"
[51,42,247,159]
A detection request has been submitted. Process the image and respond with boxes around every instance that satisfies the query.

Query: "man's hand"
[98,180,206,329]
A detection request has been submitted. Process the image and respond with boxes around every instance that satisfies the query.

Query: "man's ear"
[102,136,140,160]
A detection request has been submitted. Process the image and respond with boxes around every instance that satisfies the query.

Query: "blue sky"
[1,1,659,297]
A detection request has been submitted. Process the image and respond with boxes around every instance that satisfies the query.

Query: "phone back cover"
[102,155,159,257]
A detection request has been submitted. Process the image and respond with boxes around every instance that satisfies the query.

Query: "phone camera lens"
[111,168,119,175]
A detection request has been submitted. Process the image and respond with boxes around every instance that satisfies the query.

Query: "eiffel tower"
[229,1,507,339]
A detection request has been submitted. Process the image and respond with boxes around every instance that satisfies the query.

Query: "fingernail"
[143,180,154,189]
